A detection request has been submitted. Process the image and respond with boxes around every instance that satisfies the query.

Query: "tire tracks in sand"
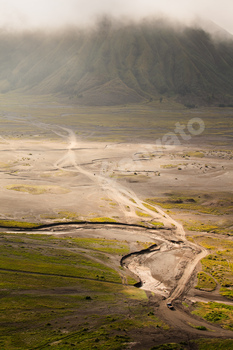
[51,126,208,302]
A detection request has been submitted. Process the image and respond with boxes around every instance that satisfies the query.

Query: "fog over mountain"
[1,0,233,35]
[0,17,232,106]
[0,1,232,106]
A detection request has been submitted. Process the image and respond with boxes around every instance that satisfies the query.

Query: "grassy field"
[0,232,169,349]
[188,235,233,299]
[195,272,217,291]
[192,302,233,331]
[0,220,40,229]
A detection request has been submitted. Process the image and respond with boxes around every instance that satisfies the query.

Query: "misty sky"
[0,0,233,34]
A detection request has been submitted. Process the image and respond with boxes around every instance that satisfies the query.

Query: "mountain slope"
[0,19,233,105]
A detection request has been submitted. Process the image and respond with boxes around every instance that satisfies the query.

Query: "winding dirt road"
[51,126,209,301]
[3,117,232,339]
[50,126,233,339]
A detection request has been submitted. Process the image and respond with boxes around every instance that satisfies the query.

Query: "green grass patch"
[188,323,207,330]
[192,302,233,330]
[6,184,69,195]
[196,339,233,350]
[185,220,220,233]
[185,219,233,235]
[137,221,151,228]
[0,234,121,284]
[184,151,205,158]
[121,287,148,300]
[195,272,217,291]
[140,241,157,249]
[142,202,158,213]
[90,217,118,223]
[182,302,189,308]
[191,235,233,298]
[0,269,83,290]
[129,198,136,204]
[0,232,169,349]
[135,210,152,218]
[57,211,80,220]
[151,221,164,227]
[0,220,39,229]
[71,237,129,255]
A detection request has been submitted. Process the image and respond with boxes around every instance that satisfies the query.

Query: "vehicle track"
[3,117,231,339]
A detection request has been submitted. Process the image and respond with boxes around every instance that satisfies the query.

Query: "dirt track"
[1,120,233,342]
[57,126,208,298]
[51,126,233,338]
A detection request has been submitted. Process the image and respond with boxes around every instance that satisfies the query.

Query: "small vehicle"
[167,302,174,310]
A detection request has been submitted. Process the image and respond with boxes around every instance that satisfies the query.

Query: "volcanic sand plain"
[1,96,233,349]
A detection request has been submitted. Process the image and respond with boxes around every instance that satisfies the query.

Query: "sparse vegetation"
[6,184,69,195]
[189,323,207,330]
[192,302,233,330]
[190,236,233,299]
[0,220,39,229]
[184,151,205,158]
[184,220,220,233]
[142,202,158,213]
[71,237,129,255]
[195,339,233,349]
[145,192,230,215]
[195,271,217,291]
[135,210,152,218]
[0,232,169,349]
[151,221,164,227]
[57,211,80,220]
[160,163,187,169]
[90,217,118,223]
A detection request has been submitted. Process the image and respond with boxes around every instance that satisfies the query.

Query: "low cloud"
[0,0,232,34]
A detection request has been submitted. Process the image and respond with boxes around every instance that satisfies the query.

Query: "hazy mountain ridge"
[0,19,233,105]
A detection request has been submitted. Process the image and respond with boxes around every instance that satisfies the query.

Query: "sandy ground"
[1,130,232,285]
[1,126,233,341]
[1,136,232,221]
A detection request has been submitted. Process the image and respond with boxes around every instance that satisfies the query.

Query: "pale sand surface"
[1,130,232,301]
[1,130,233,342]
